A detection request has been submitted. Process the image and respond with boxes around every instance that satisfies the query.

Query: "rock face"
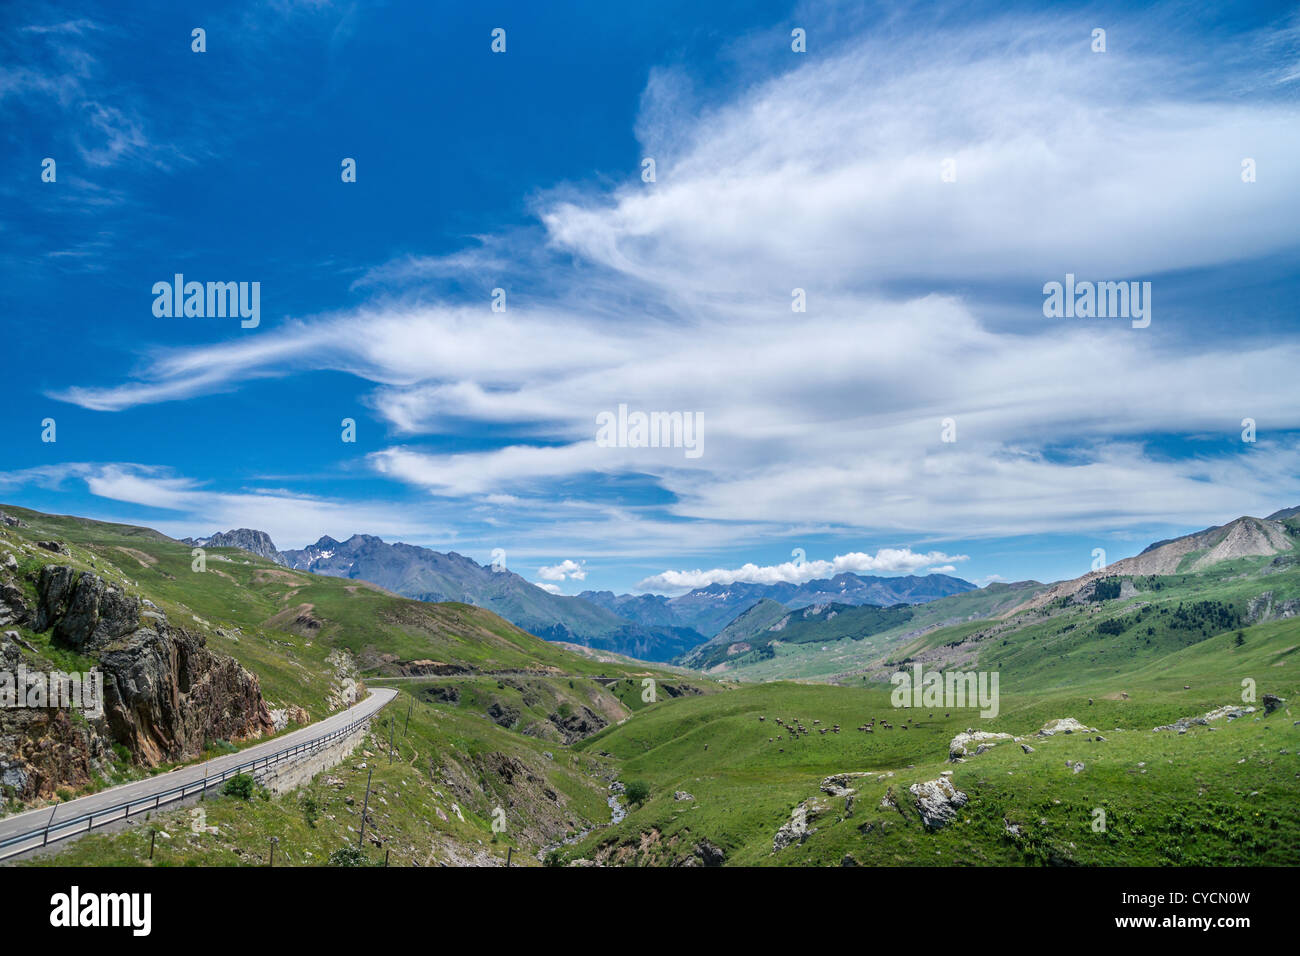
[0,579,30,627]
[0,634,112,798]
[1246,591,1300,624]
[26,566,274,770]
[909,777,969,829]
[34,565,139,652]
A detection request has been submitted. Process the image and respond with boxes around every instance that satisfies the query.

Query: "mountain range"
[581,572,975,638]
[689,506,1300,681]
[186,509,1294,669]
[182,528,978,661]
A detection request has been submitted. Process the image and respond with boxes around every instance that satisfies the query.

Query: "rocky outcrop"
[269,705,310,732]
[0,634,113,799]
[1246,591,1300,624]
[326,649,361,711]
[1154,704,1255,733]
[35,564,139,651]
[97,624,274,765]
[422,684,460,705]
[691,839,726,866]
[394,659,470,677]
[0,580,29,628]
[549,705,607,743]
[29,566,274,769]
[949,729,1014,760]
[486,700,520,729]
[909,777,968,829]
[773,800,820,851]
[820,772,870,797]
[1037,717,1096,737]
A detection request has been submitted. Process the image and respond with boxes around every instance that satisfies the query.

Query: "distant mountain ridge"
[183,528,976,661]
[581,572,977,638]
[679,599,918,670]
[274,532,706,661]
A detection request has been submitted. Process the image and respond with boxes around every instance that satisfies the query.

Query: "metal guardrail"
[0,707,380,861]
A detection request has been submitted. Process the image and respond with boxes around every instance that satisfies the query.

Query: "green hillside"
[0,505,717,864]
[6,503,1299,867]
[557,607,1299,866]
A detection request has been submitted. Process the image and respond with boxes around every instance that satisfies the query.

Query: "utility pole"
[149,829,157,860]
[357,766,373,848]
[268,836,278,866]
[403,701,412,737]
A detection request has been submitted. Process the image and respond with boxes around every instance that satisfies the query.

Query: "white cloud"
[42,13,1300,551]
[636,548,969,592]
[544,19,1300,291]
[1,462,451,551]
[537,559,587,582]
[533,581,564,595]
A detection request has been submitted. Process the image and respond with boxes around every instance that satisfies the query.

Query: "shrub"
[328,846,367,867]
[625,780,650,806]
[302,793,320,828]
[222,773,255,800]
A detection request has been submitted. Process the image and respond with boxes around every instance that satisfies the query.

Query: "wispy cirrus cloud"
[0,462,448,550]
[36,7,1300,555]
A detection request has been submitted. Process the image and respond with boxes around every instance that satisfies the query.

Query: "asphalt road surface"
[0,687,396,861]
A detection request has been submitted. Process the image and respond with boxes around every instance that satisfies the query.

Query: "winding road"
[0,687,396,861]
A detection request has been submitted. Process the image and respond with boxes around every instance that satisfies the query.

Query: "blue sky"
[2,0,1298,597]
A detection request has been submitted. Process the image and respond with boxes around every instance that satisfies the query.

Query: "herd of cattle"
[756,712,952,751]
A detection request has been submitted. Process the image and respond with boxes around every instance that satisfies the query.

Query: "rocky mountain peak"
[183,528,287,566]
